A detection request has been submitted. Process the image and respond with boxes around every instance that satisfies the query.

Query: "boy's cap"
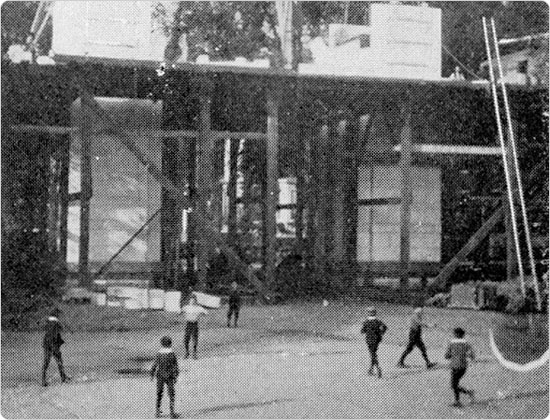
[50,308,61,316]
[160,336,172,347]
[367,307,376,315]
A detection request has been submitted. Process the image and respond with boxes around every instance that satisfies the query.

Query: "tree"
[1,1,38,55]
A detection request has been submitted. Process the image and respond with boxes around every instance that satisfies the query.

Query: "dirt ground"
[1,301,548,418]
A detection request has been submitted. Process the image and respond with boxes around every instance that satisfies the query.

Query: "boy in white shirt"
[181,295,208,359]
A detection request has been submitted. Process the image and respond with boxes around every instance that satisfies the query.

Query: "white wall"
[357,165,441,262]
[67,98,162,267]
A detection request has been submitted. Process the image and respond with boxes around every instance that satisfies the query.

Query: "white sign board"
[300,3,441,80]
[52,1,164,61]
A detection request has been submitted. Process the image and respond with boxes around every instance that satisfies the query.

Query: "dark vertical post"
[196,85,214,289]
[304,130,315,265]
[58,135,70,273]
[79,103,92,288]
[399,103,413,292]
[265,86,281,288]
[174,136,188,290]
[48,155,60,253]
[314,121,329,278]
[227,138,239,246]
[505,194,516,282]
[343,117,361,285]
[332,119,347,261]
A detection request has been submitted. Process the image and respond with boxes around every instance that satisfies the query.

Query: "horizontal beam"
[10,125,77,135]
[393,143,502,155]
[358,197,401,206]
[10,125,267,140]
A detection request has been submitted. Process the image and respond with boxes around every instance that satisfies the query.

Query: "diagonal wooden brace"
[432,159,546,289]
[78,91,271,302]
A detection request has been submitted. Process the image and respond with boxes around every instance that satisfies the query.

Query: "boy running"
[445,327,475,407]
[398,307,436,369]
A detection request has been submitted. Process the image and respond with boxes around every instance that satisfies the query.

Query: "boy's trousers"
[451,368,468,401]
[184,322,199,354]
[156,378,175,411]
[42,346,66,382]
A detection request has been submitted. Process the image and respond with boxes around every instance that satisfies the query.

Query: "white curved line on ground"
[489,329,550,372]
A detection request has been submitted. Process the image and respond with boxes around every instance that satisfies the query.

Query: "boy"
[181,295,208,359]
[227,281,241,328]
[151,336,179,418]
[398,307,436,369]
[42,308,69,386]
[445,327,475,407]
[360,307,387,378]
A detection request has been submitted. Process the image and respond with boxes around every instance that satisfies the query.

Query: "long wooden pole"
[79,100,92,288]
[482,16,526,297]
[196,92,213,289]
[399,103,413,292]
[491,18,541,310]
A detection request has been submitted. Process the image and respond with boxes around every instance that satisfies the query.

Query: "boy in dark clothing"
[360,307,387,378]
[445,327,475,407]
[151,336,179,418]
[42,308,69,386]
[227,281,241,328]
[398,307,436,369]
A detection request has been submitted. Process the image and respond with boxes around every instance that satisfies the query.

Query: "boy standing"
[445,327,475,407]
[151,336,179,418]
[360,307,387,378]
[227,281,241,328]
[398,307,436,369]
[181,295,208,359]
[42,308,69,386]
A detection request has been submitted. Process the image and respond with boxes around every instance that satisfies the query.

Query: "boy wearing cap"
[151,336,179,418]
[445,327,475,407]
[41,308,69,386]
[361,307,387,378]
[398,307,436,369]
[227,281,241,328]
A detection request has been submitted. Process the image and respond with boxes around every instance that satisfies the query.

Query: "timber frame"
[3,59,548,298]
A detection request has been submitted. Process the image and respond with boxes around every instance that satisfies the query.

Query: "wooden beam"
[357,197,401,206]
[399,105,413,292]
[10,125,77,135]
[227,138,239,247]
[195,91,214,289]
[265,87,281,289]
[314,121,329,276]
[58,136,70,273]
[393,143,502,155]
[78,103,92,288]
[332,119,347,261]
[10,125,267,141]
